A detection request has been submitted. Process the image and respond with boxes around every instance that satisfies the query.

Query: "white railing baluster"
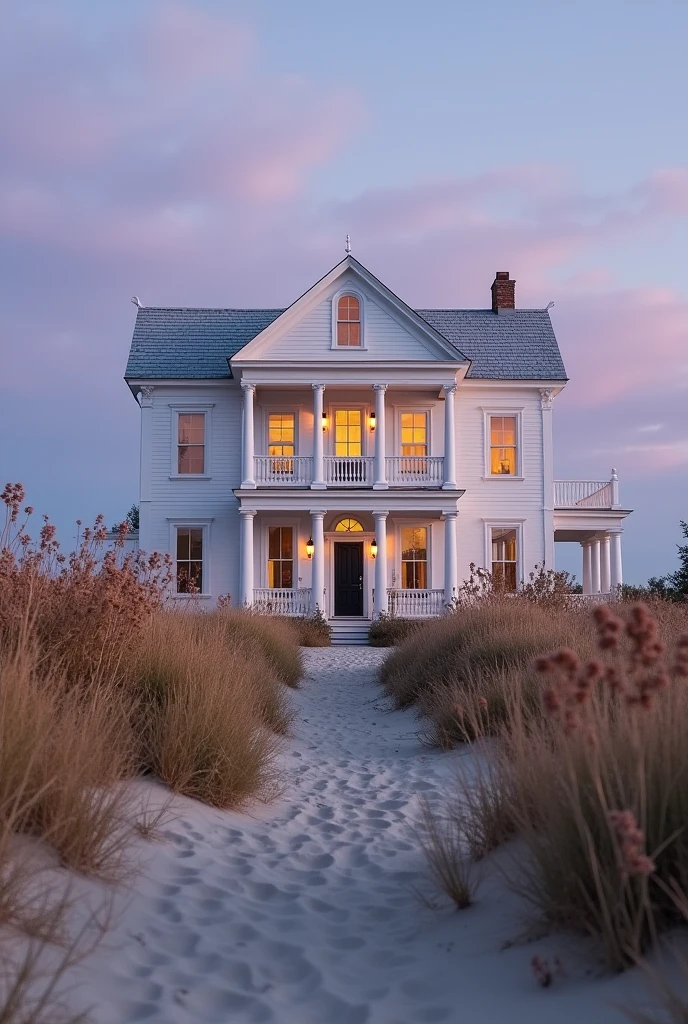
[252,588,312,615]
[554,479,614,508]
[386,589,444,617]
[323,457,374,486]
[385,457,444,486]
[254,457,313,486]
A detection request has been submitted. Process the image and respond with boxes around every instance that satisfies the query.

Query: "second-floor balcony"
[253,454,446,488]
[554,472,619,509]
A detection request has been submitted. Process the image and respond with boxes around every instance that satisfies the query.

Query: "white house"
[125,255,630,636]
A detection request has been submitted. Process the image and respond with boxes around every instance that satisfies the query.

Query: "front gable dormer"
[230,256,470,372]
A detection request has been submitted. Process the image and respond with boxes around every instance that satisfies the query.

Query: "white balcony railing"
[253,588,311,615]
[386,456,444,486]
[254,456,313,486]
[387,589,445,618]
[554,480,614,508]
[324,456,374,486]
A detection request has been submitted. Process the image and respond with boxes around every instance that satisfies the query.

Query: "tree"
[648,520,688,600]
[111,504,139,533]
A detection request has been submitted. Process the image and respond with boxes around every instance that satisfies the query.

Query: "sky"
[0,0,686,583]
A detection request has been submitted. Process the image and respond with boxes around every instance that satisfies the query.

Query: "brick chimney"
[491,271,515,311]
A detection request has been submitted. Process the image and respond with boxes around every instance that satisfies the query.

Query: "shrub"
[280,610,331,647]
[368,613,425,647]
[130,614,282,807]
[380,598,588,742]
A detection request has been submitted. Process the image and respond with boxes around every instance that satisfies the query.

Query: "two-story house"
[124,254,631,639]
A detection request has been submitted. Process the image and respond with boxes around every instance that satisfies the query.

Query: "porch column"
[582,541,592,596]
[240,382,256,489]
[442,383,458,489]
[311,384,326,489]
[373,384,388,489]
[610,531,623,591]
[138,386,154,551]
[373,511,389,617]
[591,536,601,594]
[239,509,256,607]
[443,511,459,606]
[310,510,326,612]
[600,533,612,594]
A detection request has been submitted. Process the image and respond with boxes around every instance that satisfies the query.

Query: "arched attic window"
[336,294,361,347]
[335,518,364,532]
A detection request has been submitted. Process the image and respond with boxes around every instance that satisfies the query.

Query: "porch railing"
[254,456,313,486]
[554,479,614,508]
[386,456,444,486]
[253,588,311,615]
[324,456,374,486]
[387,588,445,618]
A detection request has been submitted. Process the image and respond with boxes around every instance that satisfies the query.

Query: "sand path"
[73,646,647,1024]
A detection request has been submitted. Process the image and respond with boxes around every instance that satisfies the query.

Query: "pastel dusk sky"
[1,0,687,582]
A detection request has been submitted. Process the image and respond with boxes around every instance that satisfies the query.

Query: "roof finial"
[345,234,351,255]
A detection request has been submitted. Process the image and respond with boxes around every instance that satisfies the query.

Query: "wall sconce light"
[369,412,376,430]
[370,539,377,559]
[321,412,327,431]
[306,537,314,559]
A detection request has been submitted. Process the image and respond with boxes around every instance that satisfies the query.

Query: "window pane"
[189,528,203,560]
[501,416,516,445]
[268,527,281,559]
[490,447,516,475]
[281,562,293,588]
[335,410,347,425]
[338,295,359,321]
[281,527,293,559]
[179,446,205,474]
[176,528,190,560]
[348,322,361,345]
[178,414,204,445]
[337,321,349,345]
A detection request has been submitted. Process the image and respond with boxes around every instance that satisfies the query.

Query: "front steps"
[329,619,371,646]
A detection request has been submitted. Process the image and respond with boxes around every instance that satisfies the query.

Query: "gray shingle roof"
[125,306,567,383]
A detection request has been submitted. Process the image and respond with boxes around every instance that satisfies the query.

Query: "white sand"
[66,646,661,1023]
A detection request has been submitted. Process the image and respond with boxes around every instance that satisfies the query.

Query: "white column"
[239,509,256,607]
[373,384,388,489]
[138,386,154,551]
[443,510,459,606]
[582,541,592,596]
[442,383,458,489]
[240,382,256,489]
[611,467,620,508]
[610,531,623,591]
[310,510,326,612]
[591,536,601,594]
[373,511,388,617]
[600,533,612,594]
[540,389,555,569]
[311,384,326,489]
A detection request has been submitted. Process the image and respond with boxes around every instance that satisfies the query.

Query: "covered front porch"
[235,489,464,620]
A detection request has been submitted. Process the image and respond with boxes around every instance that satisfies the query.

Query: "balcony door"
[334,542,364,616]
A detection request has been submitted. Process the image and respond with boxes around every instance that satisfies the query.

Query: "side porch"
[554,471,631,595]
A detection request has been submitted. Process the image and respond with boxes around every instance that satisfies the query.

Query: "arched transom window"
[334,517,364,532]
[336,294,361,347]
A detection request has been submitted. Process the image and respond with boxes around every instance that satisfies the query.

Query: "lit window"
[268,527,293,588]
[335,518,364,532]
[491,527,518,591]
[334,409,362,457]
[489,415,517,475]
[268,413,295,474]
[178,413,205,474]
[176,527,203,593]
[336,295,361,346]
[401,526,427,589]
[401,412,427,457]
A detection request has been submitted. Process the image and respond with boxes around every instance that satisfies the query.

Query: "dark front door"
[334,542,364,616]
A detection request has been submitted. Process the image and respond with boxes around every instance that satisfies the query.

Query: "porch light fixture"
[306,536,314,559]
[370,539,377,559]
[369,411,376,430]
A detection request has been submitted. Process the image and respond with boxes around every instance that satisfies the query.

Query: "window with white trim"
[268,413,295,474]
[336,294,361,347]
[401,526,428,589]
[490,527,518,591]
[176,526,204,593]
[268,526,294,588]
[177,412,205,474]
[489,415,518,476]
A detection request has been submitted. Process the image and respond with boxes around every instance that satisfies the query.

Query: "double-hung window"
[334,409,362,457]
[176,527,204,593]
[336,295,361,347]
[489,415,518,476]
[490,527,518,591]
[177,413,205,474]
[400,411,428,471]
[401,526,428,589]
[268,526,293,588]
[268,413,295,475]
